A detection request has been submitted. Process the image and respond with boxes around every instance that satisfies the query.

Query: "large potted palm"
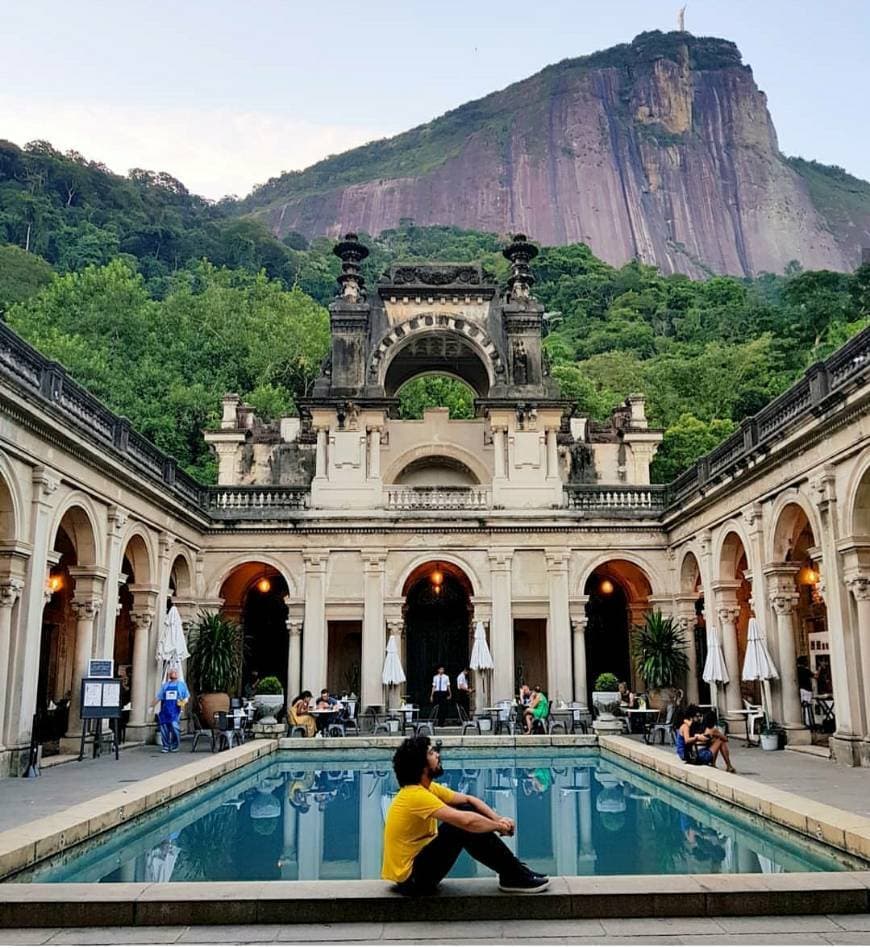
[188,612,243,725]
[631,611,689,709]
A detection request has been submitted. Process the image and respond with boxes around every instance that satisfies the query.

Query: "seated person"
[674,705,735,772]
[522,687,549,734]
[288,690,316,737]
[618,681,635,708]
[518,684,532,706]
[314,688,341,733]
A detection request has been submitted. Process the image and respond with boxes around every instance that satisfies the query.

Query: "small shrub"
[256,675,284,695]
[594,672,620,691]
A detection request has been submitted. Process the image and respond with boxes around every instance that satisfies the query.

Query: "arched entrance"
[403,561,473,711]
[219,563,290,694]
[584,560,652,700]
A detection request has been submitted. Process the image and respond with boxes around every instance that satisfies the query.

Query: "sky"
[2,0,868,200]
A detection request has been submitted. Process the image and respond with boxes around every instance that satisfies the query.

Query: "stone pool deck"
[1,733,870,930]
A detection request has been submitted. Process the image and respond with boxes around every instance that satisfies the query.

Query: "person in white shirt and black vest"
[430,665,451,726]
[456,667,471,716]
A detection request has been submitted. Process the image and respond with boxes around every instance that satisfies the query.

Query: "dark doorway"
[584,574,631,703]
[405,569,471,711]
[243,576,289,691]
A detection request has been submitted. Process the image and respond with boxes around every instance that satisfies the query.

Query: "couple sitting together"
[674,705,736,772]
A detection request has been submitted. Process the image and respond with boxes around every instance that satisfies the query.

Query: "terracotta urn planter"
[198,692,230,726]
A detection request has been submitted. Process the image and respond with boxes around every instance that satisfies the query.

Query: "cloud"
[1,96,393,200]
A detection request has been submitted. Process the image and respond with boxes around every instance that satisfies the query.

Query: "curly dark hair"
[393,735,432,787]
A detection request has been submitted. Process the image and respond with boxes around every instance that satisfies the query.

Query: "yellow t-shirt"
[381,782,456,882]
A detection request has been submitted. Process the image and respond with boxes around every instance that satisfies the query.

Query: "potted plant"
[592,673,621,712]
[188,611,243,725]
[631,611,689,708]
[254,675,285,724]
[760,719,783,751]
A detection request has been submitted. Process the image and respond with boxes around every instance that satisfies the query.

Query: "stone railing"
[204,487,309,518]
[565,485,669,517]
[385,486,492,511]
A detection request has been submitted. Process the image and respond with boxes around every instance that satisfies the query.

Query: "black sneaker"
[498,870,550,893]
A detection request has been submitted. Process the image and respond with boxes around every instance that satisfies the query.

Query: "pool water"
[13,749,867,883]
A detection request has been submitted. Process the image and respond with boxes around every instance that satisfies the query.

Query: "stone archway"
[402,561,474,713]
[219,562,290,695]
[583,559,652,701]
[678,550,705,703]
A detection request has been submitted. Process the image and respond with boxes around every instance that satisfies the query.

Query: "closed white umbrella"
[157,605,189,681]
[381,634,406,709]
[145,838,179,882]
[742,616,778,721]
[470,621,495,713]
[702,625,729,710]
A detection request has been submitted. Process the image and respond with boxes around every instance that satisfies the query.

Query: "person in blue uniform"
[155,668,189,752]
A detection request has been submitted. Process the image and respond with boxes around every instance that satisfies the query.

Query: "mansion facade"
[1,234,870,773]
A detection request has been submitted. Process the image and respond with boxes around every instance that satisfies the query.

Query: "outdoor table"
[309,707,343,735]
[627,708,660,742]
[815,694,835,729]
[727,708,760,747]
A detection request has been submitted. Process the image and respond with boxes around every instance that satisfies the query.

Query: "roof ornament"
[333,232,369,303]
[503,234,538,302]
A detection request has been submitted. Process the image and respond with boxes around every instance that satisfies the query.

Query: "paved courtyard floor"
[1,914,869,944]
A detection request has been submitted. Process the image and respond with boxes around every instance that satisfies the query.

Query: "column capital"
[768,591,799,615]
[571,615,588,634]
[286,618,303,637]
[741,501,764,534]
[716,605,740,625]
[303,553,329,572]
[362,550,387,571]
[698,529,713,558]
[129,610,155,631]
[107,505,129,538]
[545,550,570,572]
[0,578,24,609]
[71,597,102,621]
[31,465,60,500]
[386,619,404,637]
[488,550,513,569]
[846,576,870,601]
[157,532,172,560]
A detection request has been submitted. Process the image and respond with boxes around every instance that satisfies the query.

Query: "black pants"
[397,809,523,895]
[433,691,449,725]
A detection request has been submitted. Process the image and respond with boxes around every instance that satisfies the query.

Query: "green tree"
[650,414,738,482]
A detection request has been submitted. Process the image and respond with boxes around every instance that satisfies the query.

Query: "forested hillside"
[2,142,868,484]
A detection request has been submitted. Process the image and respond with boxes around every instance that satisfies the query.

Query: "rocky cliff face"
[246,31,869,277]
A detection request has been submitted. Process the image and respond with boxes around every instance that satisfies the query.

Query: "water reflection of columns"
[280,788,299,880]
[576,769,596,875]
[359,772,383,879]
[486,767,517,856]
[296,790,323,880]
[552,770,578,876]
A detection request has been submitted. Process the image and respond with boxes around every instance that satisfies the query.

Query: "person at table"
[518,684,532,706]
[618,681,635,708]
[382,735,549,895]
[522,687,549,734]
[288,690,316,737]
[675,705,735,772]
[430,665,451,726]
[313,688,341,733]
[456,667,471,715]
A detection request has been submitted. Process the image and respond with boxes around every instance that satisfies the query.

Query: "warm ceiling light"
[48,574,63,593]
[797,565,818,587]
[431,570,443,587]
[433,584,442,596]
[600,579,614,595]
[256,577,271,594]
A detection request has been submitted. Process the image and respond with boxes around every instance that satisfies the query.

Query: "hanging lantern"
[256,577,271,594]
[600,579,614,595]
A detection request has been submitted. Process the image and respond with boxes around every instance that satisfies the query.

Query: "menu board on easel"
[80,678,123,719]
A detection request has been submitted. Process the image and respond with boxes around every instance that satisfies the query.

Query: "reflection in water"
[28,753,863,884]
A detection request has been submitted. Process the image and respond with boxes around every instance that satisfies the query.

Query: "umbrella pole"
[762,679,773,725]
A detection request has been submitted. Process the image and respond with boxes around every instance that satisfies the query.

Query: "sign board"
[80,677,123,719]
[88,659,114,678]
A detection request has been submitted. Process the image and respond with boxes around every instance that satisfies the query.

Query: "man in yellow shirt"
[382,735,549,895]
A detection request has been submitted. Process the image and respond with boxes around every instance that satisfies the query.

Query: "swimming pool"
[11,748,868,883]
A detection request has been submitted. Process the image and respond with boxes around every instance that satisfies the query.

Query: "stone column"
[10,467,58,749]
[545,428,558,480]
[546,551,572,702]
[128,585,159,731]
[845,577,870,742]
[712,582,743,716]
[97,506,128,660]
[0,579,24,749]
[488,552,514,700]
[493,427,507,480]
[674,594,699,703]
[385,619,405,708]
[367,427,381,480]
[314,428,327,480]
[286,619,303,699]
[570,607,588,705]
[766,579,804,732]
[361,551,387,710]
[212,442,240,486]
[65,592,104,738]
[301,554,328,693]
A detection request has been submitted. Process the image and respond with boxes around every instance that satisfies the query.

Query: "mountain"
[239,31,870,278]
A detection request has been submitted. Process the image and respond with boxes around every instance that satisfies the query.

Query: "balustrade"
[384,486,491,511]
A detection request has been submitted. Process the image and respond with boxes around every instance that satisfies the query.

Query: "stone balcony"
[564,485,669,518]
[384,486,492,511]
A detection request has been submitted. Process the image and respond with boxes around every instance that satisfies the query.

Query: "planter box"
[760,733,780,751]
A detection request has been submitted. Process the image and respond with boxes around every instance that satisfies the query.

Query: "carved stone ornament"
[768,592,799,615]
[0,579,24,609]
[286,619,304,636]
[390,265,481,287]
[129,610,155,631]
[846,577,870,601]
[71,598,103,621]
[571,616,589,634]
[716,606,740,625]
